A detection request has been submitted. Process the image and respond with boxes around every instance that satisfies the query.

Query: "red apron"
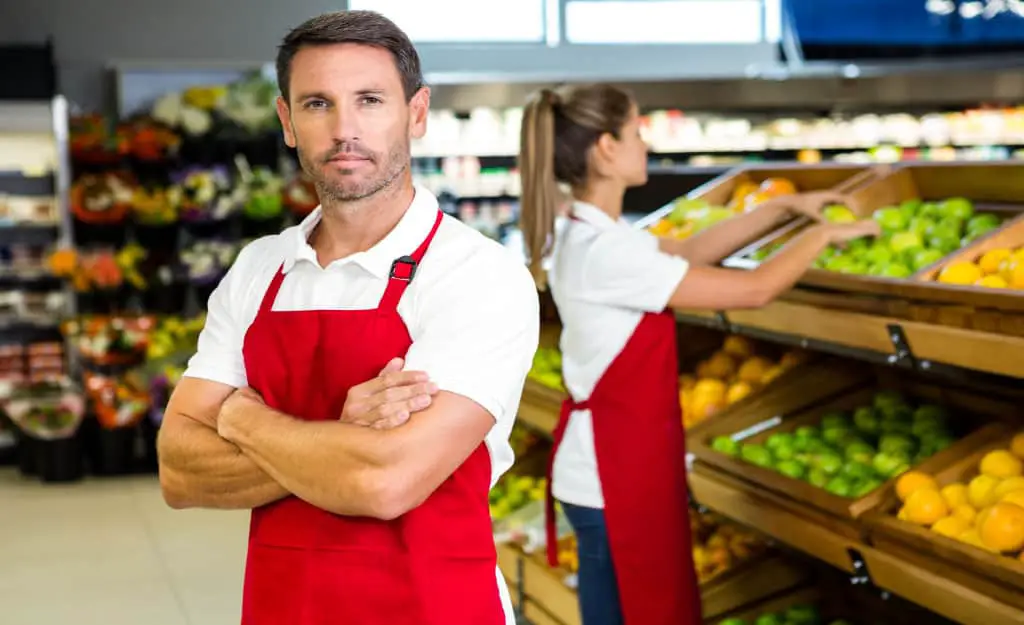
[239,209,506,625]
[545,308,701,625]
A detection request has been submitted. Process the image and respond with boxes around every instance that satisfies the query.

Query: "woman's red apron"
[239,209,506,625]
[545,308,701,625]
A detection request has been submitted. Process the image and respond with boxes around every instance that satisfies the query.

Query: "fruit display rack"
[512,159,1024,625]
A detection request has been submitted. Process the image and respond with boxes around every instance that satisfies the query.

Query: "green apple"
[967,213,1001,237]
[823,204,857,223]
[814,451,844,476]
[808,467,830,488]
[795,425,820,440]
[899,199,922,219]
[889,231,923,254]
[863,242,894,266]
[741,444,774,468]
[785,605,822,625]
[845,442,876,465]
[755,614,785,625]
[842,460,875,482]
[911,248,945,271]
[853,407,881,435]
[879,433,917,457]
[711,435,740,457]
[776,459,806,480]
[907,217,935,236]
[877,263,912,279]
[822,426,852,447]
[872,207,908,232]
[820,411,851,431]
[765,432,796,451]
[940,197,974,221]
[852,478,884,498]
[719,619,747,625]
[873,390,907,414]
[825,476,854,497]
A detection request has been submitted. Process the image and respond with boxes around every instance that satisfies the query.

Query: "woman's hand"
[773,191,855,222]
[822,219,882,244]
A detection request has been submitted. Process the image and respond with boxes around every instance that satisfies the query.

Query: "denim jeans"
[561,502,624,625]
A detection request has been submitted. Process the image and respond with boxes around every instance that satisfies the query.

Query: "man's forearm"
[222,402,402,519]
[158,417,290,510]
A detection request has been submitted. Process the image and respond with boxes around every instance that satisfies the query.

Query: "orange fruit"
[978,502,1024,553]
[779,350,809,370]
[737,357,773,385]
[932,516,971,539]
[958,528,999,553]
[902,489,949,526]
[761,366,786,385]
[940,483,969,509]
[722,335,756,359]
[938,262,983,285]
[760,177,798,197]
[896,472,940,503]
[726,381,755,405]
[978,249,1012,275]
[980,450,1024,479]
[1012,432,1024,459]
[1000,490,1024,509]
[699,353,738,381]
[953,505,977,525]
[679,375,697,391]
[693,378,728,400]
[993,476,1024,499]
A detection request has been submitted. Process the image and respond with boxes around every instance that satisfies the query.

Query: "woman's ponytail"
[518,89,561,290]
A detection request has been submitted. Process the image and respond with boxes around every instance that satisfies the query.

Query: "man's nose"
[328,104,360,142]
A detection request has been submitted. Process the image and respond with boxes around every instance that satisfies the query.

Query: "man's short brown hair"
[276,10,424,103]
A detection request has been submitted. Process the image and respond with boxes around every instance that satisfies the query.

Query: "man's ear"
[276,96,297,148]
[409,86,431,140]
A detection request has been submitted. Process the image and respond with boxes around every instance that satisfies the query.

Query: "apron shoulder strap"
[257,264,288,315]
[378,209,445,312]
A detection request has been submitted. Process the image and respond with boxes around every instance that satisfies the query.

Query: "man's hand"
[340,357,439,430]
[218,386,266,441]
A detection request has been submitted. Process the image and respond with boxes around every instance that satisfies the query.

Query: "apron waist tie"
[544,395,589,566]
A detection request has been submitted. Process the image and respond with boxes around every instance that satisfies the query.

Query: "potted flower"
[239,163,285,237]
[84,371,151,476]
[283,171,320,219]
[2,379,86,483]
[69,115,129,172]
[175,166,243,237]
[63,315,154,369]
[130,185,181,250]
[181,240,239,307]
[70,174,134,246]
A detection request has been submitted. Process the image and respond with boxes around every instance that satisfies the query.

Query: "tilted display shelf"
[723,162,1024,311]
[637,163,888,231]
[865,430,1024,612]
[692,364,1012,528]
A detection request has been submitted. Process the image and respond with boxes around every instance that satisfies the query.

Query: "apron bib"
[545,309,701,625]
[239,210,505,625]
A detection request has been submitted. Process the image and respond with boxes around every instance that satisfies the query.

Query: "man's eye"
[304,100,328,110]
[361,96,383,105]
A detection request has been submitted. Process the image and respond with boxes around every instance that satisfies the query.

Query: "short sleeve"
[182,251,253,388]
[403,249,540,423]
[579,228,688,312]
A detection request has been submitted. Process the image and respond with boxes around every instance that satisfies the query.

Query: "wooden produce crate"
[724,162,1024,304]
[865,429,1024,612]
[638,163,886,234]
[689,364,1013,537]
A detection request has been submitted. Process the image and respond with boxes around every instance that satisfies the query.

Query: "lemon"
[993,476,1024,499]
[980,450,1024,479]
[968,474,1001,509]
[940,483,969,509]
[938,262,983,285]
[975,275,1009,288]
[896,471,939,503]
[953,504,978,525]
[978,249,1012,274]
[932,516,970,539]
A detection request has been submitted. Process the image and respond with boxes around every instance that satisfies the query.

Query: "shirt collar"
[282,184,440,278]
[571,201,626,230]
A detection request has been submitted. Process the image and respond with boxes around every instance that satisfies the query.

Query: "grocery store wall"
[1,0,775,112]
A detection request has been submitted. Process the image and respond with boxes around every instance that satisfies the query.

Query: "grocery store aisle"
[0,469,249,625]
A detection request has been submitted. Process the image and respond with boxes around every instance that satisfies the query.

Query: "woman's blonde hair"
[518,84,634,289]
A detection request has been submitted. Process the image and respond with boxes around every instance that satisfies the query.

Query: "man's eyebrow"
[294,91,332,102]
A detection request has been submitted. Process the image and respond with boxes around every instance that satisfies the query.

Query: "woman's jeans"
[561,502,624,625]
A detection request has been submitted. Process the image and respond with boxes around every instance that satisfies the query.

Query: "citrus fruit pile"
[527,346,563,391]
[894,432,1024,559]
[679,335,809,430]
[936,245,1024,289]
[488,474,546,522]
[648,177,798,240]
[690,509,768,584]
[711,390,962,498]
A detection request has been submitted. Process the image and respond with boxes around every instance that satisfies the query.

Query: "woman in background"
[518,84,879,625]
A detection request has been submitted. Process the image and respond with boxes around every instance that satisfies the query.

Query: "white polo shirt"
[183,185,539,624]
[548,201,689,509]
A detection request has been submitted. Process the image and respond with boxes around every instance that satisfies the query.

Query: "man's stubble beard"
[298,139,411,206]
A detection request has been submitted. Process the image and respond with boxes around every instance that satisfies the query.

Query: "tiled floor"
[0,468,250,625]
